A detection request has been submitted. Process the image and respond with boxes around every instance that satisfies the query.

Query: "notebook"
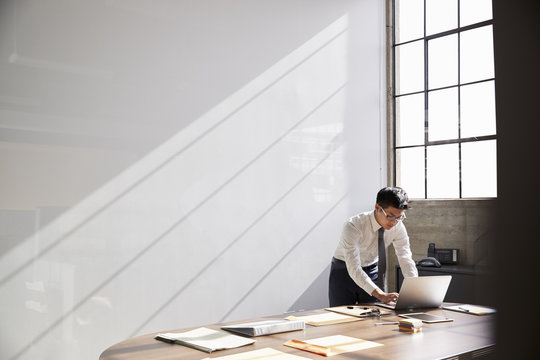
[376,275,452,311]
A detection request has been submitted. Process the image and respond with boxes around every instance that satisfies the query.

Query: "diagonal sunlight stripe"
[0,15,349,287]
[218,193,348,322]
[7,87,346,360]
[129,139,345,337]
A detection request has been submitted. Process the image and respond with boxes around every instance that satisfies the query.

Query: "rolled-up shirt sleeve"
[340,221,379,296]
[392,222,418,278]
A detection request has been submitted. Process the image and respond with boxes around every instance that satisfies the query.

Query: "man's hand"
[371,289,399,304]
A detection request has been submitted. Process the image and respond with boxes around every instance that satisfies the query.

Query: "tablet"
[398,312,453,323]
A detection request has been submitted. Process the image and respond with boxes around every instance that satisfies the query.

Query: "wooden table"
[99,305,495,359]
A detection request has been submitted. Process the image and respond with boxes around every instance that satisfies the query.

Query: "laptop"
[376,275,452,311]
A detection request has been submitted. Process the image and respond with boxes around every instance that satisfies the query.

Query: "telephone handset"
[416,257,442,267]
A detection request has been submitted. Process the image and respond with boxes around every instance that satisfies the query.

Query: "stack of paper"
[155,327,255,353]
[284,335,382,356]
[398,318,423,333]
[221,319,305,337]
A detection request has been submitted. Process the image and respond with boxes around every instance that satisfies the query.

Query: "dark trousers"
[328,257,379,306]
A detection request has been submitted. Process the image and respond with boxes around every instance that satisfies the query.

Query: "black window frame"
[391,0,496,199]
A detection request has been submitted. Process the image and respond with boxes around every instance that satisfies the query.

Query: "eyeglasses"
[380,207,406,222]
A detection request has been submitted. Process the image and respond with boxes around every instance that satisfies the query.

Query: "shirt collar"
[369,210,383,232]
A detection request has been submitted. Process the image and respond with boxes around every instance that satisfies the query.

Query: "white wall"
[0,1,386,359]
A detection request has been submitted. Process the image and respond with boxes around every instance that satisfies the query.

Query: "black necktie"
[377,227,386,290]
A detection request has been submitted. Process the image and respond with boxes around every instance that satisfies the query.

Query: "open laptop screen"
[377,275,452,311]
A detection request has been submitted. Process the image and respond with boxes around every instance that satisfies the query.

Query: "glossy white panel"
[0,1,386,359]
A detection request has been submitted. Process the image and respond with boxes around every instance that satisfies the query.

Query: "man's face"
[375,204,405,230]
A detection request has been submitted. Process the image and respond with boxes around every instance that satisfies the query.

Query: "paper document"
[155,327,255,353]
[201,347,310,360]
[221,319,305,336]
[325,306,392,318]
[441,304,497,315]
[284,335,383,356]
[285,312,359,326]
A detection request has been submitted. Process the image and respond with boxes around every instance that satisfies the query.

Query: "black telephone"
[416,256,442,267]
[427,242,460,265]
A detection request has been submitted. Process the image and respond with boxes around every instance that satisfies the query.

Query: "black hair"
[376,187,409,210]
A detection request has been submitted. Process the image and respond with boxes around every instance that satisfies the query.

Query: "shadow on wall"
[0,1,387,359]
[0,7,358,360]
[287,265,331,312]
[0,0,351,257]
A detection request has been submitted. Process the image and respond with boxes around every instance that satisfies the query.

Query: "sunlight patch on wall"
[0,14,351,360]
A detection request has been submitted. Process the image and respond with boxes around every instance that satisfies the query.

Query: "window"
[392,0,496,199]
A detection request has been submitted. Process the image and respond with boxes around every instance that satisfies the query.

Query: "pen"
[375,321,399,325]
[458,307,470,312]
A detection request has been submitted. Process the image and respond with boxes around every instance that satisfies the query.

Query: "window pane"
[396,93,424,146]
[426,0,457,35]
[427,144,459,198]
[428,87,458,141]
[460,25,494,83]
[461,140,497,198]
[395,0,424,43]
[428,34,458,89]
[460,0,492,27]
[460,80,496,138]
[396,147,425,199]
[396,40,424,95]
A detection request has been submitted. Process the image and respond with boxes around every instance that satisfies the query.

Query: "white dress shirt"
[333,210,418,296]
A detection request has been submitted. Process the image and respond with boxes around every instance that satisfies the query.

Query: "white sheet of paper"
[305,335,382,356]
[158,327,255,351]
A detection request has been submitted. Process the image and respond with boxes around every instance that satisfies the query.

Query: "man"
[329,187,418,306]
